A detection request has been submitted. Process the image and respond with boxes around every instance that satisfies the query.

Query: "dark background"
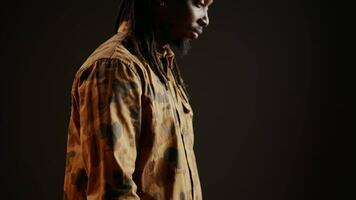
[0,0,351,199]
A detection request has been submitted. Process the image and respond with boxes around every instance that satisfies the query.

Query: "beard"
[170,38,191,57]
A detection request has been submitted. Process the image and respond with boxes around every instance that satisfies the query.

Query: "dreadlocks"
[113,0,190,100]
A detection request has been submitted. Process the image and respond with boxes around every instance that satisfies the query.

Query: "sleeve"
[63,58,143,200]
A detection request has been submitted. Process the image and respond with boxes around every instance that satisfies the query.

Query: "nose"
[198,12,209,28]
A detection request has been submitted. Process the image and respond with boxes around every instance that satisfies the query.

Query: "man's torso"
[64,32,202,200]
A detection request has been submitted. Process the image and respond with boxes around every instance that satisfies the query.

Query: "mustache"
[191,26,203,35]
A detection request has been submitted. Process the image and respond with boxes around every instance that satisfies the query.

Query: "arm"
[64,58,142,200]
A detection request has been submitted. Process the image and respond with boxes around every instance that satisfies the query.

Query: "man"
[63,0,212,199]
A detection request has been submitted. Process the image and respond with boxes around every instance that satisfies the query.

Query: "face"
[156,0,213,54]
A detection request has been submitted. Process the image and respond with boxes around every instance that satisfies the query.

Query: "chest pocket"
[176,84,195,147]
[177,84,193,117]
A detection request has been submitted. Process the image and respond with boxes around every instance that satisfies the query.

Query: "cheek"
[186,7,206,28]
[167,6,201,38]
[179,8,200,28]
[175,3,198,24]
[170,15,192,34]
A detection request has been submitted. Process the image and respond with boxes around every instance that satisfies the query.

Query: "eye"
[194,0,205,8]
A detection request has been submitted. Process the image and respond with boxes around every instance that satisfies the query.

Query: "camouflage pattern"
[63,29,202,199]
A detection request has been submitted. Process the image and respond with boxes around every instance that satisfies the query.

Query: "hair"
[113,0,190,99]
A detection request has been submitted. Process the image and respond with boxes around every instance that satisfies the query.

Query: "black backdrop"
[0,0,351,199]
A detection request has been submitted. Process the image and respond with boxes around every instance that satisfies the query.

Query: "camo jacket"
[63,30,202,200]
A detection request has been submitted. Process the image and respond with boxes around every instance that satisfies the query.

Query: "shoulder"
[78,32,144,74]
[71,33,149,94]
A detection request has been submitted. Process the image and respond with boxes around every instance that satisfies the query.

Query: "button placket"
[165,68,196,200]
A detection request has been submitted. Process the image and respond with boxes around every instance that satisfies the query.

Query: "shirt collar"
[117,20,130,34]
[156,44,175,70]
[116,20,175,70]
